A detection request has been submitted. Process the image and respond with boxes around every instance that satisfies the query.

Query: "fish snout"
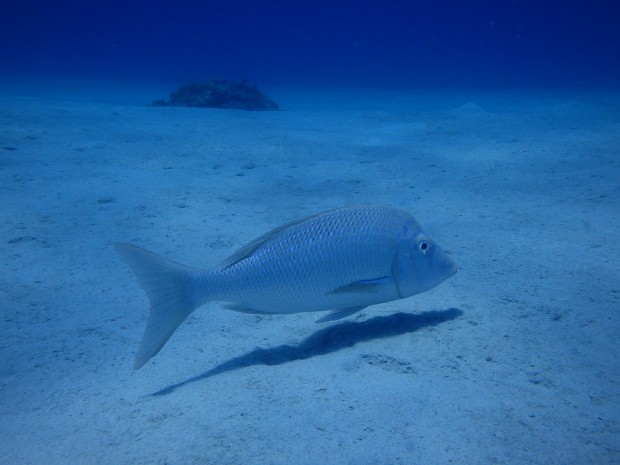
[434,247,458,283]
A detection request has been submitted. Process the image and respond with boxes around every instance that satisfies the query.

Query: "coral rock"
[153,79,279,111]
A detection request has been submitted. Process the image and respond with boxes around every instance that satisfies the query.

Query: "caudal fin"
[115,243,204,369]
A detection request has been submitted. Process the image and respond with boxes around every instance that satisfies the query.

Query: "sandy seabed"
[1,79,618,465]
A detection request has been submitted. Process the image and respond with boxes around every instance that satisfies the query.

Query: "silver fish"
[116,205,457,369]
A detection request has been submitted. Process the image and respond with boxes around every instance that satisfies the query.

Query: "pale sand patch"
[1,80,618,465]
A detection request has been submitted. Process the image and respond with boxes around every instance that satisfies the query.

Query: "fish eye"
[419,241,429,253]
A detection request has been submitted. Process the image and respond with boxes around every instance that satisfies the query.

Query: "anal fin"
[223,303,273,314]
[315,306,366,323]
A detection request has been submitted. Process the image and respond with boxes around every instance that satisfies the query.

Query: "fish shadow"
[150,307,463,396]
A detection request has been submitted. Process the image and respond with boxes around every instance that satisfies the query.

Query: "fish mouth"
[441,254,458,279]
[449,261,458,276]
[428,254,457,289]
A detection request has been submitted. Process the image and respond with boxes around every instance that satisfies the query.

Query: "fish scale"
[115,205,457,368]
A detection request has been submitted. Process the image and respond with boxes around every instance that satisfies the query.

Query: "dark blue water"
[1,0,619,88]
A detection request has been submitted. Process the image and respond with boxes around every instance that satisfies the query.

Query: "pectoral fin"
[328,277,391,294]
[315,306,366,323]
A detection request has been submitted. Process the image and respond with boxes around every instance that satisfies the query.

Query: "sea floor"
[1,78,619,465]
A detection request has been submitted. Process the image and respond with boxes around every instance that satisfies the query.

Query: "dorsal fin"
[219,209,332,268]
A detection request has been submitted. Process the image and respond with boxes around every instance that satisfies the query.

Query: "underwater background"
[1,1,619,465]
[1,0,619,88]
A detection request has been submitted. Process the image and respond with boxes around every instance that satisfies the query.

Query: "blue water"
[1,0,619,88]
[1,2,619,465]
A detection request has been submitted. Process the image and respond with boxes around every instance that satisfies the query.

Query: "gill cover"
[391,220,422,298]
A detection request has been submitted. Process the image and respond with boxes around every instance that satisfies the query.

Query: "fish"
[115,205,457,369]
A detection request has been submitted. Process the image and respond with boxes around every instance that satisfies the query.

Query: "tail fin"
[114,243,205,369]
